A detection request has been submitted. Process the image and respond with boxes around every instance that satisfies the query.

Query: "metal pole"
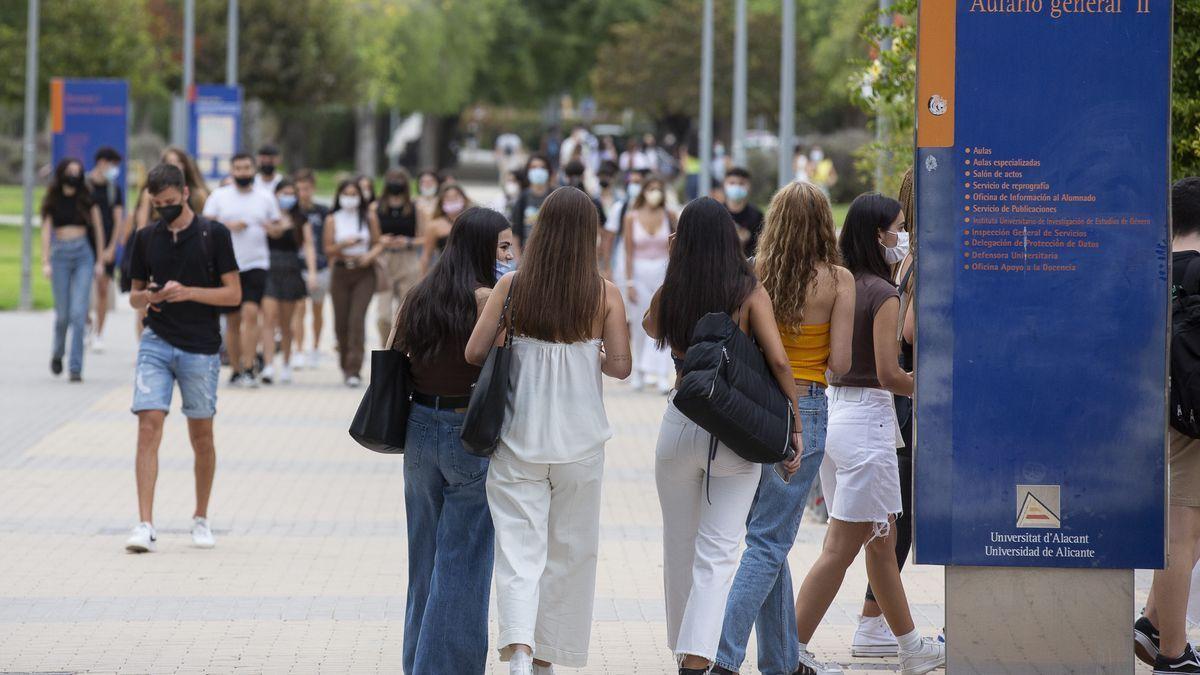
[175,0,194,147]
[732,0,747,167]
[19,0,40,311]
[698,0,714,198]
[875,0,893,191]
[778,0,795,187]
[226,0,238,86]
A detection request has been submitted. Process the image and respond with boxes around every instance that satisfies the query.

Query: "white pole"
[732,0,748,168]
[226,0,238,86]
[699,0,714,198]
[778,0,796,187]
[19,0,40,311]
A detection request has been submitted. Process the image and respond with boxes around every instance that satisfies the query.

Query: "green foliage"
[1176,0,1200,180]
[591,0,869,132]
[849,0,916,196]
[0,0,165,104]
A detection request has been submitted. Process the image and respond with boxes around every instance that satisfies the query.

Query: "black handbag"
[348,321,413,454]
[673,311,795,464]
[460,282,516,457]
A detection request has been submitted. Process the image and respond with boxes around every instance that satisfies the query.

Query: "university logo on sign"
[1016,485,1061,529]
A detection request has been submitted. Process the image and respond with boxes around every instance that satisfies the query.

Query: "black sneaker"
[68,372,82,383]
[710,667,737,675]
[1155,643,1200,674]
[50,357,63,376]
[1137,615,1161,666]
[229,370,242,386]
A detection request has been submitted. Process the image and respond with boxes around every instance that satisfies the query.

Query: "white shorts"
[819,386,904,530]
[302,267,331,304]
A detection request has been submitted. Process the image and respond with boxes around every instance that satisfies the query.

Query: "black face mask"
[259,163,276,176]
[385,182,407,196]
[599,178,611,189]
[65,174,84,188]
[234,175,254,188]
[156,204,184,224]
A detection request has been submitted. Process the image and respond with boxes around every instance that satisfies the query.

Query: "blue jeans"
[715,387,828,675]
[131,330,221,418]
[403,403,494,675]
[50,237,95,374]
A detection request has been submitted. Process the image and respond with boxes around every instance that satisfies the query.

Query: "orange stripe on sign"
[916,0,956,148]
[50,79,64,134]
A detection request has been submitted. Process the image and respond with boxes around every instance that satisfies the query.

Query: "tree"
[0,0,165,105]
[1175,0,1200,180]
[849,0,916,195]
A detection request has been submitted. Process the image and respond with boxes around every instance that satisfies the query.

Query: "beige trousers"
[375,248,422,347]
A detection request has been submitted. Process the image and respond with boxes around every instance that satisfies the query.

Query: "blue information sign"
[50,78,128,197]
[913,0,1170,569]
[188,84,243,184]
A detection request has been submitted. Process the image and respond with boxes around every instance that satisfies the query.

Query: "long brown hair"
[510,187,604,343]
[895,165,916,291]
[755,181,840,331]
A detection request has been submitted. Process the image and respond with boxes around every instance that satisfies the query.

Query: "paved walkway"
[0,307,1165,673]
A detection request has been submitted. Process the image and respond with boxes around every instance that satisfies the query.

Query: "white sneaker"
[309,349,322,366]
[191,517,216,549]
[260,364,275,385]
[852,614,899,657]
[243,371,260,388]
[509,650,533,675]
[279,364,293,384]
[345,375,362,388]
[656,376,673,395]
[125,522,157,553]
[292,352,307,371]
[797,649,843,675]
[92,335,105,354]
[899,637,946,675]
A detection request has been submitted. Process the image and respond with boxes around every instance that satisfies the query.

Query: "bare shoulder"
[475,286,493,304]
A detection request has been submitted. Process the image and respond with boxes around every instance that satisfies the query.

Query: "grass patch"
[0,184,45,219]
[0,225,52,310]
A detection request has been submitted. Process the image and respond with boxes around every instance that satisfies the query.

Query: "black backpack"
[1170,256,1200,438]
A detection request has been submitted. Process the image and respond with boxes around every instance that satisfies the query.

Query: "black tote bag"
[348,321,413,454]
[672,311,795,464]
[460,282,515,457]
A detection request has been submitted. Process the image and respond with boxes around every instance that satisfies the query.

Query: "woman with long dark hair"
[323,179,381,387]
[790,193,944,675]
[260,180,317,384]
[712,182,855,675]
[374,167,421,346]
[642,197,801,675]
[465,187,631,675]
[41,158,105,381]
[393,207,513,674]
[851,167,919,658]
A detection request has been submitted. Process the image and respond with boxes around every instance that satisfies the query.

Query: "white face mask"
[504,181,520,198]
[882,230,910,264]
[644,189,663,207]
[340,196,360,210]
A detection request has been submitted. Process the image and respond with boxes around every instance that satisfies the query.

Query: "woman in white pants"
[466,186,632,675]
[790,193,945,675]
[624,175,677,392]
[643,197,803,675]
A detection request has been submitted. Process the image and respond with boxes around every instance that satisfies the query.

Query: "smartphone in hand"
[774,448,796,483]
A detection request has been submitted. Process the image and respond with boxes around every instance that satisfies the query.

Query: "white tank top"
[332,209,368,257]
[499,336,612,463]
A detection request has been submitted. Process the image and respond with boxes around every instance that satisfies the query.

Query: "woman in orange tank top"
[711,181,854,675]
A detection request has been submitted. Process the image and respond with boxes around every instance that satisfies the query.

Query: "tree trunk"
[355,99,378,177]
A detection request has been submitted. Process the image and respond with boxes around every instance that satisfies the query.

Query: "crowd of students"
[40,133,1200,675]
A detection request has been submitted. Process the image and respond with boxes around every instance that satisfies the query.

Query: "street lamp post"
[226,0,238,86]
[19,0,40,311]
[698,0,714,197]
[778,0,796,187]
[876,0,893,191]
[732,0,747,167]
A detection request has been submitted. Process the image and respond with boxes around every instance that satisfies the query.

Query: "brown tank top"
[829,273,898,389]
[410,344,480,397]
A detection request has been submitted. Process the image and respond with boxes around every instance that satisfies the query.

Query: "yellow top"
[780,323,831,385]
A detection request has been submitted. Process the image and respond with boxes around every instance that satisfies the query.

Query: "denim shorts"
[131,329,221,418]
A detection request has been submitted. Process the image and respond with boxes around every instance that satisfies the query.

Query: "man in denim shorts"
[124,163,241,553]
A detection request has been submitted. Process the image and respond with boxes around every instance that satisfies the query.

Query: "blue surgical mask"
[528,167,549,186]
[724,184,748,202]
[103,166,120,182]
[626,183,642,200]
[495,259,515,281]
[278,194,298,210]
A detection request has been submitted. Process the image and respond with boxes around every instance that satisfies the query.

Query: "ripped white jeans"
[819,386,904,538]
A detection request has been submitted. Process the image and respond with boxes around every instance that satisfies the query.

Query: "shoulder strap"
[495,273,518,347]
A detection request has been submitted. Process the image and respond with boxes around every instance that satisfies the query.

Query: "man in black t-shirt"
[87,146,125,351]
[723,166,764,257]
[124,163,241,555]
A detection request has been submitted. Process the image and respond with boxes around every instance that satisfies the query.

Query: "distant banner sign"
[50,78,128,198]
[189,85,242,184]
[913,0,1170,569]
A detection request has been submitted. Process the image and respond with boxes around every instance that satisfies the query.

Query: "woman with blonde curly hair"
[710,181,855,675]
